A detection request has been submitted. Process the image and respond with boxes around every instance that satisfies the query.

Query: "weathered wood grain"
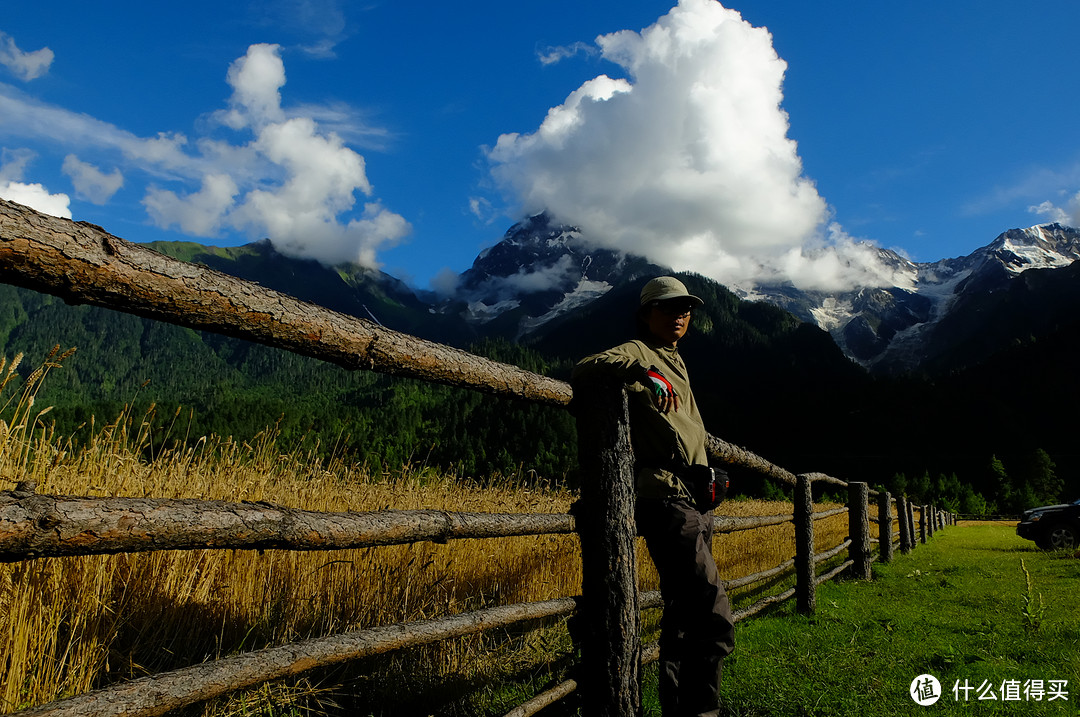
[573,376,640,717]
[0,489,575,559]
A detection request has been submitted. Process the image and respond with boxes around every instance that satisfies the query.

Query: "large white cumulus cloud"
[488,0,898,291]
[144,43,409,267]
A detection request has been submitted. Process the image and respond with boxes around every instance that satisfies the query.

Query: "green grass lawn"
[643,522,1080,716]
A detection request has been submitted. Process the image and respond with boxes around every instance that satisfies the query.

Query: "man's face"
[645,299,693,346]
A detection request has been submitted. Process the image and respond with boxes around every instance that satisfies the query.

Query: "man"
[572,276,734,717]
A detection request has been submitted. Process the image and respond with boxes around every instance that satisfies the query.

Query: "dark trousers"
[637,498,735,717]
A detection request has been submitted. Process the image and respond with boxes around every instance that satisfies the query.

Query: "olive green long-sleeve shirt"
[572,338,708,500]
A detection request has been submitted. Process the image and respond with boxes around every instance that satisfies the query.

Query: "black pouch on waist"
[681,464,729,512]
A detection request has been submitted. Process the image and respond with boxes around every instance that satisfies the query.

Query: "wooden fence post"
[919,505,927,544]
[927,506,936,538]
[794,474,816,614]
[907,502,917,547]
[897,495,911,554]
[573,375,640,717]
[847,482,871,580]
[878,492,893,564]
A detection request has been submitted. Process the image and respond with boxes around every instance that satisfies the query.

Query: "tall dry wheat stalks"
[0,349,848,716]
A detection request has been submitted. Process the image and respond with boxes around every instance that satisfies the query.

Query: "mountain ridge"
[438,216,1080,376]
[149,215,1080,379]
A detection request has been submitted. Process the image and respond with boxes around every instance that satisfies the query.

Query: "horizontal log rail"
[0,490,858,562]
[799,472,848,489]
[714,512,792,533]
[0,489,575,560]
[502,677,579,717]
[16,596,580,717]
[733,586,798,622]
[713,505,849,535]
[706,435,798,486]
[815,539,852,564]
[816,560,854,586]
[724,558,794,590]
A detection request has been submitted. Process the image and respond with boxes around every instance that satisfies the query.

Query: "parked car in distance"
[1016,498,1080,550]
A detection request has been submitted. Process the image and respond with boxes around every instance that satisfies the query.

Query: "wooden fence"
[0,198,956,717]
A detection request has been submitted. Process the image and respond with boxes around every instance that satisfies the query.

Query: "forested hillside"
[0,271,863,495]
[0,283,575,483]
[1,265,1074,512]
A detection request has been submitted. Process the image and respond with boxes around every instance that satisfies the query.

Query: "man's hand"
[644,365,679,414]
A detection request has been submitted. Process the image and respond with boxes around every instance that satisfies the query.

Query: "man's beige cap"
[639,276,704,307]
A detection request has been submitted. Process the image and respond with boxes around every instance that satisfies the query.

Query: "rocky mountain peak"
[451,212,663,333]
[976,223,1080,275]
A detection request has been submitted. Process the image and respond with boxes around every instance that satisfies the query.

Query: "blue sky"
[2,0,1078,293]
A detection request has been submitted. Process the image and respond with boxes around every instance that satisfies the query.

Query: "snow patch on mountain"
[519,278,613,334]
[465,298,521,323]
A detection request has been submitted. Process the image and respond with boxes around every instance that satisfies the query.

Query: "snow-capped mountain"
[751,223,1080,373]
[449,213,664,337]
[446,215,1080,374]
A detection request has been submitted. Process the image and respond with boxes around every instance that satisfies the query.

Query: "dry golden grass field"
[0,351,854,716]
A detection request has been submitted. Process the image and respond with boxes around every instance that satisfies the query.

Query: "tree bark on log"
[0,198,571,406]
[706,435,797,486]
[794,474,816,614]
[573,375,640,717]
[909,502,918,546]
[712,512,793,533]
[847,482,871,580]
[878,490,893,564]
[0,489,575,560]
[812,506,848,520]
[814,539,851,565]
[815,559,854,586]
[501,679,580,717]
[724,558,794,591]
[732,587,797,622]
[14,596,579,717]
[897,495,912,554]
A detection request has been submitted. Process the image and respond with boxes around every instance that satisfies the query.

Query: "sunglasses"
[651,301,695,316]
